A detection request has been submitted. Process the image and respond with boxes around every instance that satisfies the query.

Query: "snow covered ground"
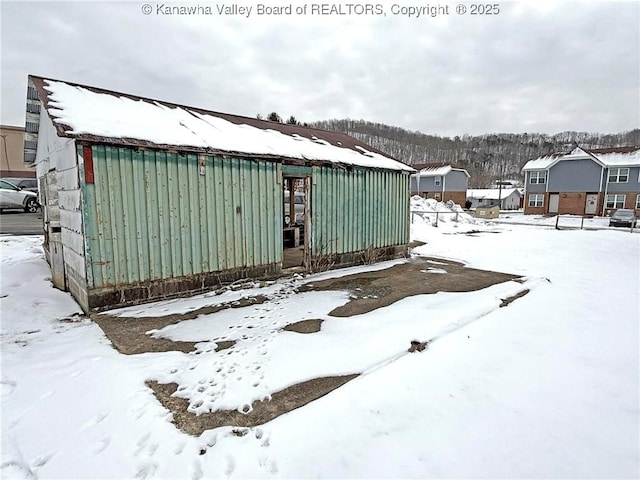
[410,195,625,230]
[1,204,638,479]
[490,210,614,229]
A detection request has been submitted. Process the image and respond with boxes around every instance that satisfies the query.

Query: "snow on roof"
[415,165,452,177]
[32,77,414,172]
[412,162,470,178]
[467,188,520,200]
[593,149,640,167]
[523,146,640,171]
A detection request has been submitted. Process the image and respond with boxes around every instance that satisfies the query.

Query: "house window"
[528,194,544,207]
[26,102,41,114]
[529,171,546,184]
[608,168,629,183]
[434,176,441,186]
[636,194,640,209]
[27,86,39,100]
[606,194,626,209]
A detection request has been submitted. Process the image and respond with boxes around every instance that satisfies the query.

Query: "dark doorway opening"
[282,176,309,270]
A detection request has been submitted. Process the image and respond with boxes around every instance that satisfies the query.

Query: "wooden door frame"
[282,174,311,272]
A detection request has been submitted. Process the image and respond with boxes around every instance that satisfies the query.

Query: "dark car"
[609,209,637,228]
[1,177,38,194]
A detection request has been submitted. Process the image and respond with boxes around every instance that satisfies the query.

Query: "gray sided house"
[410,163,469,206]
[26,76,414,312]
[522,146,640,216]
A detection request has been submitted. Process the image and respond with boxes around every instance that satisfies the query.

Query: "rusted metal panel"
[83,146,281,289]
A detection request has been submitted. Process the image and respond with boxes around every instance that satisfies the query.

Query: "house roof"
[588,147,640,167]
[522,146,640,171]
[467,188,521,200]
[412,162,470,178]
[28,76,414,172]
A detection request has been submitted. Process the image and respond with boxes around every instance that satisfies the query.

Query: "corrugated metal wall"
[82,146,281,289]
[312,167,410,256]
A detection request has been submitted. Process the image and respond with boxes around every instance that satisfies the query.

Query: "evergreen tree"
[267,112,282,123]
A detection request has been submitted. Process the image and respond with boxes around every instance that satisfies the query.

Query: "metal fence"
[411,210,465,227]
[555,214,636,232]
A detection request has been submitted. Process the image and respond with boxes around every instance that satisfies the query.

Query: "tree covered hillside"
[312,119,640,188]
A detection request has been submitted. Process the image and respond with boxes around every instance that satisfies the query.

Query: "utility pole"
[498,168,503,210]
[496,153,508,210]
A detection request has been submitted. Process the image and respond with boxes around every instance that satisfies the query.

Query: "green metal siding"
[311,167,410,256]
[83,146,281,289]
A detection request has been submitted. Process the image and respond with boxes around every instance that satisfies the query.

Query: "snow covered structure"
[25,75,414,312]
[467,188,522,210]
[522,146,640,216]
[489,179,521,189]
[410,163,469,206]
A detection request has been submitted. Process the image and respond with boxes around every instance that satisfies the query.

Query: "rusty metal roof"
[29,75,414,171]
[412,162,467,171]
[584,146,640,155]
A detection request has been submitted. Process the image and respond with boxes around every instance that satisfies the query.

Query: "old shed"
[26,76,414,312]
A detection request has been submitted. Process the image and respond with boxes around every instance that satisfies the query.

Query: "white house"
[466,188,522,210]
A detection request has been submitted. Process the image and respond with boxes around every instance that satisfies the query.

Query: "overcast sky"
[1,0,638,137]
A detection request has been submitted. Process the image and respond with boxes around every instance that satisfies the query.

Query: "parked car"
[609,209,637,228]
[1,177,38,194]
[0,179,39,213]
[284,191,305,224]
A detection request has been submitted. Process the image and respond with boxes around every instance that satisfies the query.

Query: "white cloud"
[1,0,638,137]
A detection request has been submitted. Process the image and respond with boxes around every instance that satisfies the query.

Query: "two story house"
[522,146,640,216]
[410,163,470,206]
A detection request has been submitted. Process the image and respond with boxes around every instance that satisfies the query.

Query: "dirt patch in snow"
[282,319,323,333]
[96,256,523,435]
[299,256,520,317]
[94,295,267,355]
[147,374,358,436]
[95,257,520,353]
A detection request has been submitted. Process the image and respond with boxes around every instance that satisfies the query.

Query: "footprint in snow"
[81,410,109,429]
[39,390,55,400]
[225,456,236,476]
[134,433,151,457]
[0,461,36,480]
[30,450,58,468]
[173,440,186,455]
[191,459,203,480]
[135,461,157,480]
[1,379,17,397]
[89,437,110,456]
